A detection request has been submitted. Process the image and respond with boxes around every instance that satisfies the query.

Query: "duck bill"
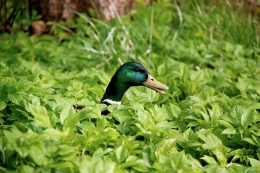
[142,74,169,94]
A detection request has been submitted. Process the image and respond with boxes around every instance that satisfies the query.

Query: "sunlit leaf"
[0,101,6,110]
[116,141,128,163]
[60,106,71,124]
[7,93,23,105]
[201,155,218,165]
[198,133,222,149]
[29,104,51,127]
[241,109,254,128]
[248,157,260,168]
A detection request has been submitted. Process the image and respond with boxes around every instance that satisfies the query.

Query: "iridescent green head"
[101,62,169,105]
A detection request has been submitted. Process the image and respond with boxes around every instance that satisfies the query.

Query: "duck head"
[101,62,169,105]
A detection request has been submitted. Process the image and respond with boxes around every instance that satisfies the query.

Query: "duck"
[74,62,169,114]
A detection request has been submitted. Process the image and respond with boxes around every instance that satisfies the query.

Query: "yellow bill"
[142,74,169,94]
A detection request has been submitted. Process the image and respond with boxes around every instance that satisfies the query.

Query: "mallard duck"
[74,62,169,112]
[101,62,169,105]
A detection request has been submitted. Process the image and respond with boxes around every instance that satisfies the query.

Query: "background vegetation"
[1,0,260,172]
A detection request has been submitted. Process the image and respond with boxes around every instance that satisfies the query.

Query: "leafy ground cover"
[1,1,260,172]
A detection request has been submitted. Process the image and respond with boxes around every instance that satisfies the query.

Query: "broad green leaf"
[248,157,260,168]
[84,132,108,151]
[212,148,227,166]
[16,108,32,120]
[170,151,188,169]
[96,117,107,131]
[198,133,222,149]
[15,144,30,158]
[129,102,144,111]
[227,163,259,173]
[250,103,260,110]
[93,148,113,158]
[163,103,181,119]
[0,101,6,110]
[43,128,62,140]
[57,145,77,156]
[29,104,51,127]
[205,165,226,173]
[215,120,234,129]
[221,112,239,126]
[63,110,78,131]
[20,165,34,173]
[16,80,31,92]
[7,93,23,105]
[193,118,211,128]
[29,144,46,165]
[209,104,221,123]
[136,110,154,130]
[116,141,128,163]
[150,104,168,123]
[242,138,259,147]
[197,110,210,122]
[252,135,260,147]
[190,70,204,82]
[235,78,247,92]
[183,128,198,141]
[49,113,57,126]
[241,109,254,128]
[60,106,70,124]
[157,63,166,76]
[221,128,237,134]
[179,63,189,78]
[132,163,149,172]
[79,156,117,173]
[110,110,132,124]
[201,155,218,165]
[47,162,75,169]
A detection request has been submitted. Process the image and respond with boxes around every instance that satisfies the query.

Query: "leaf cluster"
[1,0,260,172]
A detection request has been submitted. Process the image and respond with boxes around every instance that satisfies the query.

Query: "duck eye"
[134,68,140,72]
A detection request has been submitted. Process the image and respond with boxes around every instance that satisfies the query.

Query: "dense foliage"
[1,1,260,172]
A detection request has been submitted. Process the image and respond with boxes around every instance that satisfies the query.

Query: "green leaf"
[215,120,234,129]
[58,145,77,156]
[250,103,260,110]
[157,63,166,76]
[209,104,221,122]
[163,103,181,119]
[128,160,149,172]
[7,93,23,105]
[222,128,237,134]
[241,109,254,128]
[248,157,260,168]
[60,106,71,124]
[29,144,46,165]
[16,80,31,92]
[96,117,107,131]
[170,151,189,169]
[29,104,51,127]
[201,155,218,165]
[242,138,259,147]
[20,165,34,173]
[48,162,75,169]
[136,110,154,130]
[198,133,222,149]
[212,147,227,166]
[63,110,78,130]
[0,101,6,110]
[116,141,128,163]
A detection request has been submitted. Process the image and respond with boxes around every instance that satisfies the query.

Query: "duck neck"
[101,80,129,105]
